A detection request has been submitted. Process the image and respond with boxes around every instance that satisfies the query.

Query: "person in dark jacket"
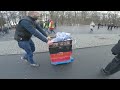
[97,23,101,29]
[101,40,120,75]
[110,23,114,30]
[14,11,53,67]
[107,23,111,30]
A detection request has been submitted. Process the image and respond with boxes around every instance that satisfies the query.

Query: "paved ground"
[0,25,120,55]
[1,25,120,42]
[1,25,120,41]
[0,45,119,79]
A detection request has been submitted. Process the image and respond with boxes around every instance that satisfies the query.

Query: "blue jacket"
[14,16,48,43]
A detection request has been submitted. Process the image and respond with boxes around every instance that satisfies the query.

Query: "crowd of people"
[98,23,119,30]
[89,21,120,33]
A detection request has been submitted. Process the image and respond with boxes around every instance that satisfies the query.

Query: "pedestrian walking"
[14,11,53,67]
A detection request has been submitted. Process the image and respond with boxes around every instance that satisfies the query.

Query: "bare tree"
[4,11,12,28]
[18,11,27,19]
[0,11,6,28]
[49,11,54,20]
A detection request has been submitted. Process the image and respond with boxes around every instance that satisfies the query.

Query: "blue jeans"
[49,30,55,34]
[18,39,35,64]
[44,28,50,34]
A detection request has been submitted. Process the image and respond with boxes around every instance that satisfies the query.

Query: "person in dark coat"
[101,40,120,75]
[14,11,53,67]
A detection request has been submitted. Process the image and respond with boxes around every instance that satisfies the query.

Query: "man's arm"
[20,20,48,43]
[35,23,48,37]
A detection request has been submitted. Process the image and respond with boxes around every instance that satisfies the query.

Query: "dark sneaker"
[30,63,40,67]
[21,57,28,62]
[100,68,111,76]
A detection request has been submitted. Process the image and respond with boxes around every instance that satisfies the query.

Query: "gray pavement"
[56,25,120,34]
[0,45,119,79]
[0,25,120,55]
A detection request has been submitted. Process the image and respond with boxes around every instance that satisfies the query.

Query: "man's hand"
[47,36,52,40]
[47,40,53,46]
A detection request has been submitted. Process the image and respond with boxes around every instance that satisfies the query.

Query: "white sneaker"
[30,63,40,67]
[21,57,28,62]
